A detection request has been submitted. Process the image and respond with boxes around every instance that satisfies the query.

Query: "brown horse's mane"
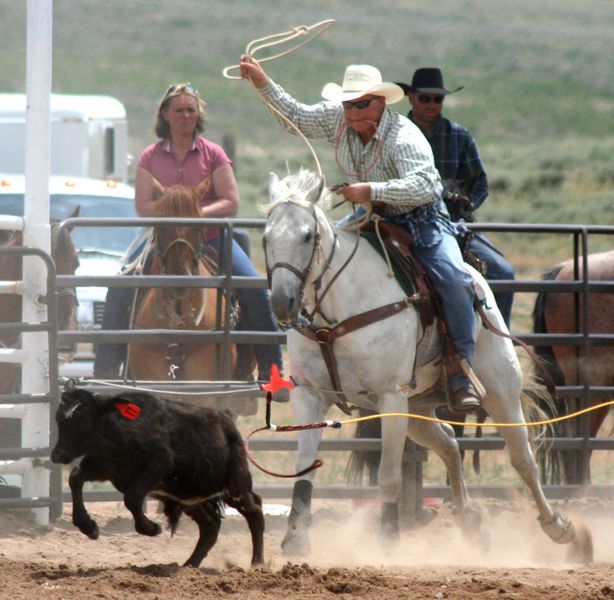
[154,185,201,219]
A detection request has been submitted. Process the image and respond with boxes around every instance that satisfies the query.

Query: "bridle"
[154,231,208,327]
[265,202,362,327]
[265,203,316,292]
[156,235,206,276]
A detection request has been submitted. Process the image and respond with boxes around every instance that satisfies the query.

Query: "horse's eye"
[304,231,313,244]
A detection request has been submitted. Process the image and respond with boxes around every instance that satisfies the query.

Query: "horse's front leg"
[281,386,328,557]
[377,392,410,542]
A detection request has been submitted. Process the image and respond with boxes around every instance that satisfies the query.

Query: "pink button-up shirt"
[138,136,231,208]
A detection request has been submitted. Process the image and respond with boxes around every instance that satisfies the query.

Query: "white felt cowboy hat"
[321,64,405,105]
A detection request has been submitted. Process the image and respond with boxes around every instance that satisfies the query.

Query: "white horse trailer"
[0,93,129,183]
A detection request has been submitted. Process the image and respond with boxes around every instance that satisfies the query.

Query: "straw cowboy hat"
[321,64,405,105]
[396,67,464,96]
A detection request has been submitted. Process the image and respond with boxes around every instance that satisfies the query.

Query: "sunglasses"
[342,97,378,110]
[165,83,199,97]
[417,94,444,104]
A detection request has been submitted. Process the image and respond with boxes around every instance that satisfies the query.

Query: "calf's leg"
[224,432,265,566]
[226,492,265,566]
[120,453,173,536]
[68,458,103,539]
[183,501,222,568]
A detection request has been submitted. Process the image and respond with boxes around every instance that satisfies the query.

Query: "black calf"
[51,387,264,568]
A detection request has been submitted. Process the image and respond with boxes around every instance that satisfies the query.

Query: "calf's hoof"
[135,519,162,537]
[76,518,100,540]
[250,554,265,567]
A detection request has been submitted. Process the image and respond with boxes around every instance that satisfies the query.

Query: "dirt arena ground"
[0,495,612,599]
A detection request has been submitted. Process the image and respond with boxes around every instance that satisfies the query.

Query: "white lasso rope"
[222,19,335,80]
[222,19,335,177]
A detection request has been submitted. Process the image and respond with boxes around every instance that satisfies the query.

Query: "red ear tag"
[115,402,141,420]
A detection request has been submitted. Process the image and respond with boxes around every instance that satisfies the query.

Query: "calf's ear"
[64,378,77,392]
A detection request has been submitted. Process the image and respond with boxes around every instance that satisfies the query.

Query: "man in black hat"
[397,68,515,328]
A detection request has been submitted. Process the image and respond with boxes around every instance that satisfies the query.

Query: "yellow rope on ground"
[338,399,614,429]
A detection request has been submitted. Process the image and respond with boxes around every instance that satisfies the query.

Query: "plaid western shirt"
[258,80,456,247]
[409,113,488,210]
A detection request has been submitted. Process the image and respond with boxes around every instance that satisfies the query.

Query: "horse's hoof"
[539,511,575,545]
[380,502,400,542]
[566,522,593,564]
[453,504,482,536]
[281,529,310,557]
[413,506,438,528]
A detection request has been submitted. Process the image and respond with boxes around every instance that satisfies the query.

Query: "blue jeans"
[412,232,476,367]
[467,233,514,327]
[338,209,476,384]
[94,230,282,380]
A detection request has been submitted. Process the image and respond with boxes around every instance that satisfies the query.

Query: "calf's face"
[51,390,98,464]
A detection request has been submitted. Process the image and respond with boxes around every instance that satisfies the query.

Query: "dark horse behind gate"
[533,250,614,484]
[0,212,80,396]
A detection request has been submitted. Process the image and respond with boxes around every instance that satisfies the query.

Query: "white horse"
[263,169,592,562]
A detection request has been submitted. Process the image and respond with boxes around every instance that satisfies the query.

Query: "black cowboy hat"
[396,67,463,96]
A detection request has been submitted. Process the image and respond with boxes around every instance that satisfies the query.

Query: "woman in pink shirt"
[94,83,282,383]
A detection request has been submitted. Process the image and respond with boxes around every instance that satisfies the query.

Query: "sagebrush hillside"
[2,0,613,261]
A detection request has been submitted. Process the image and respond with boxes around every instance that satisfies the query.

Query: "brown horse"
[0,213,80,395]
[126,180,254,412]
[534,250,614,484]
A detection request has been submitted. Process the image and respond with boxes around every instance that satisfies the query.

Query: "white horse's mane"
[259,168,333,214]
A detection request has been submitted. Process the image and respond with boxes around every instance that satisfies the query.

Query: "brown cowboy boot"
[449,381,481,413]
[444,348,482,414]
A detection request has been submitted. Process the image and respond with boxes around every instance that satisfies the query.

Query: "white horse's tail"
[517,349,557,448]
